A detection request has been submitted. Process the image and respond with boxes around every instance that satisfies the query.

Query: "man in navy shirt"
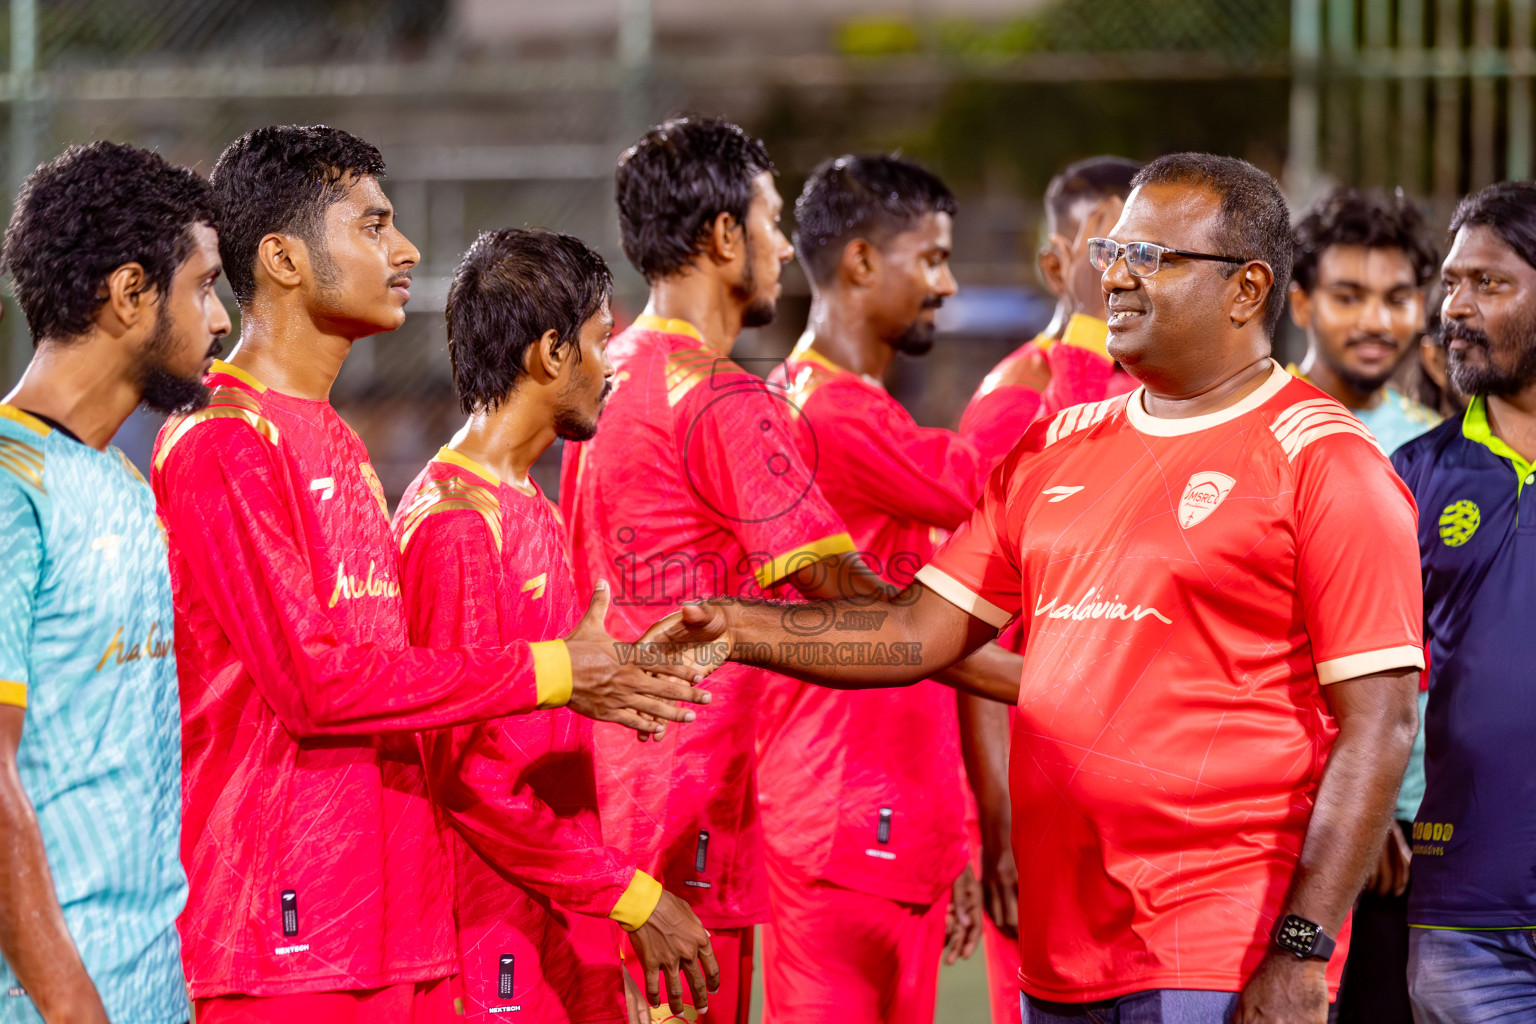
[1393,180,1536,1022]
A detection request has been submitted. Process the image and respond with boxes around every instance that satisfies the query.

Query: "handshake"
[558,580,741,740]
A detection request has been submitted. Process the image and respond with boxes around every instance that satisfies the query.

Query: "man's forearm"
[1281,671,1419,933]
[708,581,988,688]
[0,770,103,1021]
[937,642,1022,703]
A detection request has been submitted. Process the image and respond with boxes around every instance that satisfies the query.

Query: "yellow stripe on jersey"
[0,437,45,492]
[0,405,52,437]
[395,473,503,554]
[0,679,26,707]
[154,386,280,471]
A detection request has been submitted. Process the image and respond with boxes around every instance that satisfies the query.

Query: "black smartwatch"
[1271,914,1336,961]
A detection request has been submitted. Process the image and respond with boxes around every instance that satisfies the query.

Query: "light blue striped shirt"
[0,406,188,1024]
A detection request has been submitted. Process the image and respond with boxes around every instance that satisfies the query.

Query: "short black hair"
[1449,180,1536,272]
[2,141,216,345]
[1292,187,1438,293]
[615,115,774,283]
[1045,155,1142,235]
[446,228,613,415]
[209,124,386,306]
[793,154,958,286]
[1132,153,1294,337]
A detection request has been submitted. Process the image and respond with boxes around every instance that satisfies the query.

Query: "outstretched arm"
[659,580,999,689]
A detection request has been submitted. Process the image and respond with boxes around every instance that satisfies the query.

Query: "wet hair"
[1292,187,1438,293]
[615,115,774,283]
[793,154,958,286]
[2,141,216,345]
[1132,152,1294,337]
[1449,180,1536,271]
[1044,155,1142,236]
[210,124,386,306]
[446,228,612,414]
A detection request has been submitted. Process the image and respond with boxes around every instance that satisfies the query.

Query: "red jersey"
[152,362,570,999]
[560,315,853,929]
[960,315,1135,473]
[917,363,1424,1000]
[396,449,657,1023]
[756,341,982,904]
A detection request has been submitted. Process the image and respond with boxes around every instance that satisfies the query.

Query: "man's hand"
[564,582,714,738]
[1232,953,1327,1023]
[626,890,720,1017]
[1366,822,1411,898]
[943,865,984,965]
[979,811,1018,940]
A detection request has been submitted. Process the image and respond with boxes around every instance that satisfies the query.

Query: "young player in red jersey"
[959,156,1142,1024]
[151,126,709,1024]
[394,228,719,1024]
[759,154,1020,1024]
[654,154,1424,1024]
[961,156,1142,472]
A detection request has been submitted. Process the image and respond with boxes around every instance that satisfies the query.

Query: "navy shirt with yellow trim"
[1393,395,1536,929]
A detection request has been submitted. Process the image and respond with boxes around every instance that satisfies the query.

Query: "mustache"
[388,271,413,289]
[1442,322,1490,348]
[921,295,944,311]
[206,337,224,359]
[1344,333,1399,348]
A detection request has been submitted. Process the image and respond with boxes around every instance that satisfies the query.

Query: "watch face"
[1278,916,1319,954]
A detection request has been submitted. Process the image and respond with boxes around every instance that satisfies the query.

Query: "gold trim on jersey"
[0,405,52,437]
[154,385,280,471]
[435,447,499,486]
[0,679,26,707]
[115,449,148,486]
[0,435,45,492]
[633,314,704,343]
[666,347,733,407]
[755,531,856,590]
[209,359,268,393]
[395,470,503,554]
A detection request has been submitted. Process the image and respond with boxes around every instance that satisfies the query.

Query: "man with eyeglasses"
[650,153,1424,1024]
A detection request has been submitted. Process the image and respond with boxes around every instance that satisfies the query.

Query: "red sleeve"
[680,376,854,588]
[960,384,1044,473]
[915,427,1045,630]
[402,510,642,921]
[807,379,985,529]
[154,421,568,737]
[1293,433,1425,683]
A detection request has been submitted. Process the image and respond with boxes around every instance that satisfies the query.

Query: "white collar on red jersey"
[1125,359,1288,437]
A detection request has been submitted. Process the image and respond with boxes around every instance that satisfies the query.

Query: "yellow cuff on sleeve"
[531,640,572,709]
[755,532,856,590]
[610,869,665,932]
[0,680,25,708]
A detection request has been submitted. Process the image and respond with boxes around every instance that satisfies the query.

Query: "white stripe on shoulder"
[1269,401,1383,461]
[1044,396,1120,447]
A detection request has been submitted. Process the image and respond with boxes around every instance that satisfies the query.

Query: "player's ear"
[1038,238,1069,297]
[100,262,153,332]
[840,238,876,288]
[1287,281,1312,330]
[708,211,743,266]
[530,328,564,382]
[1229,261,1274,330]
[256,233,304,292]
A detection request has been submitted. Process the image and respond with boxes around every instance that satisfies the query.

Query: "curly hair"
[209,124,386,306]
[447,229,613,415]
[1292,187,1438,294]
[615,115,774,283]
[793,154,957,286]
[2,141,216,345]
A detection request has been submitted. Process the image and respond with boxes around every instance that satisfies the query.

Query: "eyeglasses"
[1087,238,1250,278]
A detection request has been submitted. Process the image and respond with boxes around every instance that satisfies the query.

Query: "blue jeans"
[1408,927,1536,1023]
[1021,990,1239,1023]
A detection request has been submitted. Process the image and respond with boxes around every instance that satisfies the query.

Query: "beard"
[135,307,213,415]
[735,235,778,329]
[890,297,944,356]
[1446,315,1536,397]
[1321,335,1404,394]
[553,375,609,442]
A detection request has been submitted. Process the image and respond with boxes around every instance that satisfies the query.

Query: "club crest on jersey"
[1178,471,1235,529]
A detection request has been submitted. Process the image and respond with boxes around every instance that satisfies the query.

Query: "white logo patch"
[1178,471,1235,528]
[310,477,335,500]
[1042,485,1084,503]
